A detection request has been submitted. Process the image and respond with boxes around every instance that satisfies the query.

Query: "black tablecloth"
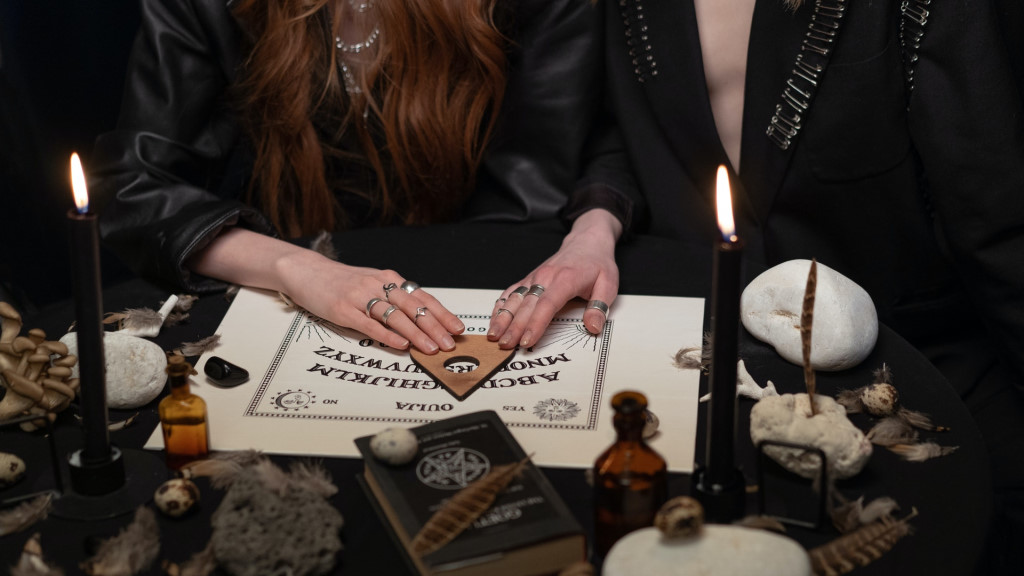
[0,221,991,575]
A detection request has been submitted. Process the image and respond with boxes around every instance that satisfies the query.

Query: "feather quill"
[0,493,53,537]
[888,441,958,462]
[173,294,198,312]
[411,457,530,557]
[801,259,818,415]
[809,508,918,576]
[80,507,160,576]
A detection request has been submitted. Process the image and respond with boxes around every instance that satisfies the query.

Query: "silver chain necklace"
[335,0,379,95]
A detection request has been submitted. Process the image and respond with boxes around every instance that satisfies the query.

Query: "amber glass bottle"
[158,355,210,469]
[593,390,668,559]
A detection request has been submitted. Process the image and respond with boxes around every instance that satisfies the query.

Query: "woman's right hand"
[188,228,464,354]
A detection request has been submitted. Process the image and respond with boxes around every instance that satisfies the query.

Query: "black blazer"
[605,0,1024,389]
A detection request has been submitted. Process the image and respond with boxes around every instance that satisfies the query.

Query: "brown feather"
[175,334,221,357]
[888,442,959,462]
[801,259,818,414]
[865,417,918,447]
[0,493,53,537]
[411,457,530,557]
[835,387,866,414]
[809,508,918,576]
[80,507,160,576]
[897,407,950,432]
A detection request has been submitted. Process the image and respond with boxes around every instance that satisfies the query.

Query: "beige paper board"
[146,287,704,471]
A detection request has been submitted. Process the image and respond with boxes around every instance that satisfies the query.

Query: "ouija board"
[145,287,704,470]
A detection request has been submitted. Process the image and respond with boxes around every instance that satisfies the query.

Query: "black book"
[354,410,585,576]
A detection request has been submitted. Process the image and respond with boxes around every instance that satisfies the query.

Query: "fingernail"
[455,320,466,332]
[441,335,456,351]
[399,340,411,350]
[520,330,534,348]
[587,320,603,334]
[487,329,498,339]
[499,334,513,348]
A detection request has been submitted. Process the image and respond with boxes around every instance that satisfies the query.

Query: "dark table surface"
[1,221,991,575]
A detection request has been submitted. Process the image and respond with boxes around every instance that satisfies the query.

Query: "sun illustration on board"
[533,398,582,422]
[532,321,601,352]
[296,313,349,343]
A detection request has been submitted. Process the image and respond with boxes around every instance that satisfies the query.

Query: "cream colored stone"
[604,525,811,576]
[750,393,873,480]
[59,331,167,409]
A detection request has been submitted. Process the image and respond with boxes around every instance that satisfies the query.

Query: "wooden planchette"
[410,334,516,401]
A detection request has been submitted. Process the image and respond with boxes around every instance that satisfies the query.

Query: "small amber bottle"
[593,390,668,559]
[158,355,210,469]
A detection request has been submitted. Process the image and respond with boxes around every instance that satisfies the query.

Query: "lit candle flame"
[70,153,89,214]
[715,165,737,242]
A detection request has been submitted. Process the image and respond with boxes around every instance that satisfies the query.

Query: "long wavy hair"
[230,0,507,237]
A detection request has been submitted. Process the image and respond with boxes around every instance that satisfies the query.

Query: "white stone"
[740,259,877,371]
[750,393,873,480]
[59,332,168,409]
[370,427,419,465]
[604,525,811,576]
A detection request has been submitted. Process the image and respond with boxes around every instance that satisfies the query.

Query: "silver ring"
[381,305,400,326]
[496,308,514,322]
[414,307,428,323]
[383,282,398,301]
[511,286,529,297]
[401,281,420,294]
[587,299,610,319]
[526,284,546,297]
[495,297,507,306]
[366,297,385,318]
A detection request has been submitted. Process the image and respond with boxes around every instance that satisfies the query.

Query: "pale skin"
[187,208,621,355]
[694,0,756,171]
[486,208,622,349]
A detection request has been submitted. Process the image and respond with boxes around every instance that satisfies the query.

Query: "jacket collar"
[617,0,850,224]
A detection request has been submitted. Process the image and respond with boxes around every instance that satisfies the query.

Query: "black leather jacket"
[91,0,639,292]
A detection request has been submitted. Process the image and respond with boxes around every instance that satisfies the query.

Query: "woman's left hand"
[487,209,622,349]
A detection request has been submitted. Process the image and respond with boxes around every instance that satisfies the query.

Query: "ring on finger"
[526,284,546,298]
[383,282,398,301]
[366,297,385,318]
[401,280,420,294]
[511,286,529,298]
[381,305,400,327]
[495,297,507,306]
[496,308,515,322]
[587,299,610,320]
[414,307,428,324]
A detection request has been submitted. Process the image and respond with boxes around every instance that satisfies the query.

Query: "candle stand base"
[691,466,746,524]
[52,447,168,521]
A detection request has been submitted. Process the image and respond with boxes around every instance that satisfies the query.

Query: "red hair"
[231,0,507,236]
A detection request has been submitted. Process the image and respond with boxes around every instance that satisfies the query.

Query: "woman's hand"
[487,209,622,349]
[188,228,464,354]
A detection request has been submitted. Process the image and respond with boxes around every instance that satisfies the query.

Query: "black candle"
[706,165,743,486]
[69,153,113,466]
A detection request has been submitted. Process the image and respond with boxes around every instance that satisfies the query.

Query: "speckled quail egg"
[154,477,200,517]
